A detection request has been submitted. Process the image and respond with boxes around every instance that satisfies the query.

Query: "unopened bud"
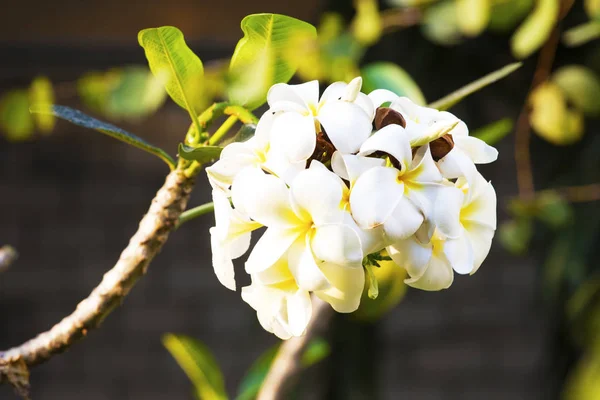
[374,107,406,130]
[342,77,363,102]
[430,134,454,161]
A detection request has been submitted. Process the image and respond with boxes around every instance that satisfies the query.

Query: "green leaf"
[361,62,426,105]
[586,0,600,19]
[471,118,513,145]
[553,65,600,116]
[221,123,257,146]
[0,90,34,141]
[422,1,463,46]
[499,218,533,255]
[29,76,55,134]
[138,26,204,133]
[428,62,522,111]
[228,14,317,110]
[178,143,223,164]
[511,0,559,59]
[236,338,330,400]
[456,0,491,37]
[535,191,573,229]
[489,0,534,32]
[33,105,175,169]
[563,21,600,47]
[163,334,228,400]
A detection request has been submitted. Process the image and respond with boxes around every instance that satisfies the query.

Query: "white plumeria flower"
[209,189,261,291]
[242,255,312,340]
[369,90,498,194]
[349,124,449,243]
[388,172,497,290]
[267,77,375,158]
[232,164,366,313]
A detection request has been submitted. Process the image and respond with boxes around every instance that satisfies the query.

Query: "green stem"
[177,202,215,227]
[209,115,238,145]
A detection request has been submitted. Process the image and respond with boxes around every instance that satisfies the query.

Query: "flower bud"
[374,107,406,130]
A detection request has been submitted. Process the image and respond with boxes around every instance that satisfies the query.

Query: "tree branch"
[0,164,195,386]
[257,298,334,400]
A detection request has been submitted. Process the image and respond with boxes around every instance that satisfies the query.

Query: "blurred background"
[1,0,600,399]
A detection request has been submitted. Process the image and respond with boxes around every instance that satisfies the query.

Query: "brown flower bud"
[429,134,454,161]
[374,107,406,130]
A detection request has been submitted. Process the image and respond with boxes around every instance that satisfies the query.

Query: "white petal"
[246,228,301,273]
[404,253,454,291]
[464,223,495,274]
[290,166,345,225]
[461,176,497,230]
[270,112,317,163]
[255,255,294,285]
[390,97,422,121]
[206,142,258,190]
[405,145,443,183]
[331,152,385,184]
[287,289,313,336]
[443,233,474,275]
[368,89,400,108]
[318,101,373,154]
[437,147,479,200]
[349,166,404,229]
[343,212,387,255]
[209,227,237,291]
[315,262,365,313]
[267,80,319,111]
[383,197,424,242]
[342,77,362,102]
[388,236,432,280]
[433,186,464,239]
[231,167,300,227]
[359,124,412,172]
[288,236,330,291]
[454,135,498,164]
[311,224,363,265]
[319,81,348,103]
[354,93,376,121]
[254,111,274,146]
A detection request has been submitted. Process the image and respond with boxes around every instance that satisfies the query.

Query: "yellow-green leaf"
[489,0,534,32]
[178,143,223,164]
[563,21,600,47]
[0,90,34,141]
[529,81,584,145]
[29,76,55,134]
[511,0,559,59]
[361,62,426,105]
[552,65,600,116]
[351,0,382,46]
[428,62,522,110]
[456,0,491,37]
[228,14,317,110]
[471,118,514,145]
[422,1,462,46]
[138,26,204,133]
[163,334,227,400]
[499,218,533,255]
[585,0,600,19]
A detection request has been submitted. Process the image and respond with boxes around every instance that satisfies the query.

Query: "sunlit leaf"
[499,218,533,255]
[563,354,600,400]
[529,81,584,146]
[471,118,513,145]
[354,258,406,321]
[163,334,228,400]
[236,338,330,400]
[228,14,317,110]
[428,62,522,110]
[511,0,559,59]
[0,90,34,141]
[351,0,382,45]
[361,62,426,105]
[586,0,600,19]
[563,21,600,47]
[456,0,490,37]
[553,65,600,116]
[33,105,176,169]
[29,76,55,134]
[422,0,462,46]
[489,0,534,32]
[138,26,204,132]
[318,12,345,44]
[178,143,223,164]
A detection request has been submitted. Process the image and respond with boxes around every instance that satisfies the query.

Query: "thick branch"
[0,166,195,369]
[257,298,333,400]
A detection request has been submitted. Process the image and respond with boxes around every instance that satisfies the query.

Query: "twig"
[0,164,195,388]
[514,26,561,200]
[0,246,18,275]
[257,298,334,400]
[540,183,600,203]
[380,7,422,34]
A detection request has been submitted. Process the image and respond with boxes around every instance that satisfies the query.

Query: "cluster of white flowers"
[206,78,497,339]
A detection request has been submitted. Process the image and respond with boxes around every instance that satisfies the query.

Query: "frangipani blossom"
[233,164,366,312]
[350,124,447,242]
[267,77,374,158]
[387,172,497,290]
[242,255,312,340]
[210,189,261,290]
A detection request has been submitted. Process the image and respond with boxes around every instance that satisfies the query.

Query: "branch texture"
[0,167,194,372]
[257,298,334,400]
